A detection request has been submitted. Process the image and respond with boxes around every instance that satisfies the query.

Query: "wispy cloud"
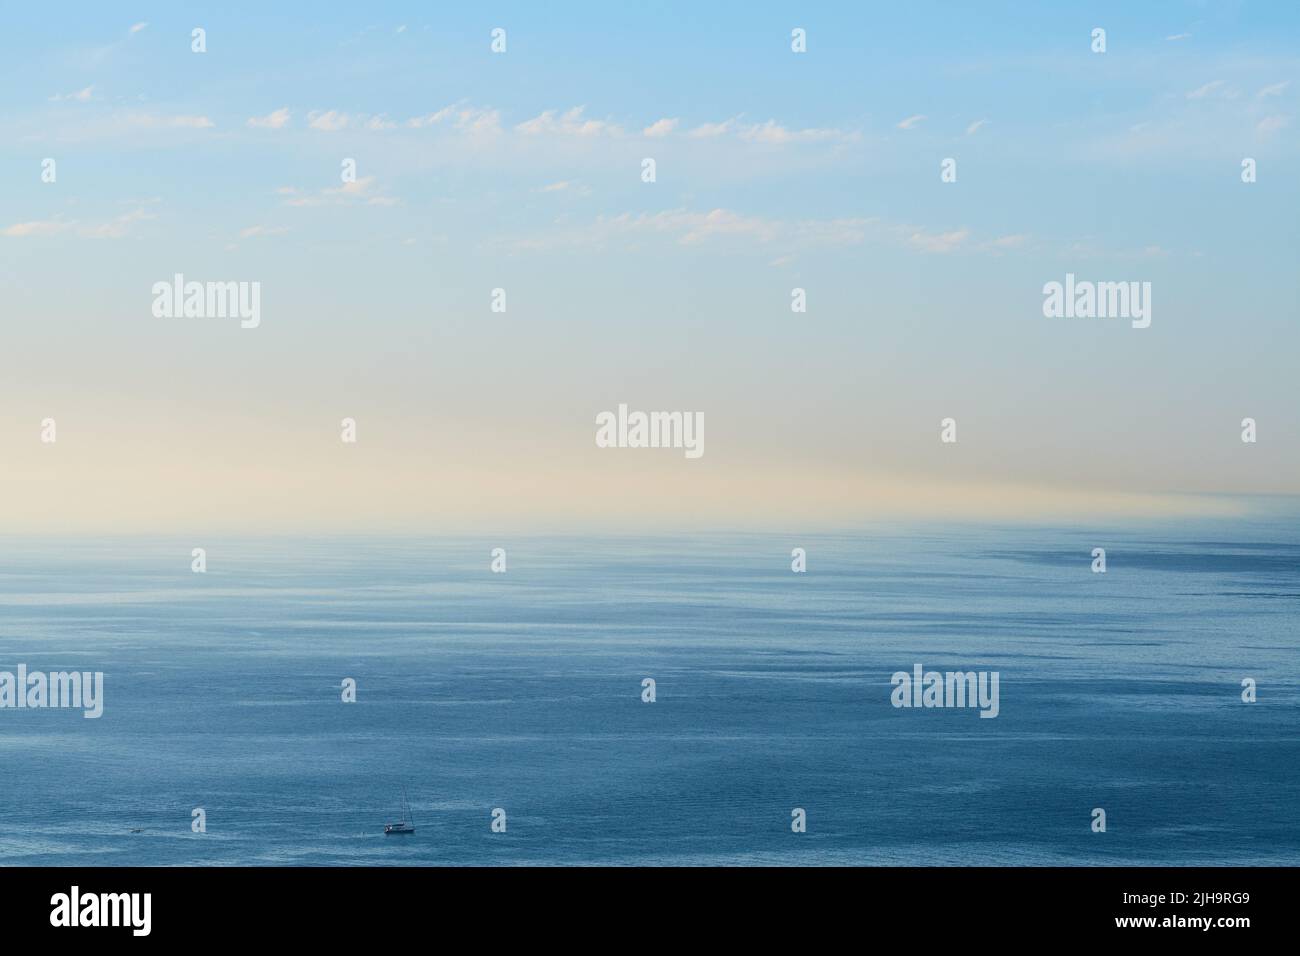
[643,117,679,137]
[405,107,455,129]
[1186,80,1225,100]
[232,103,852,148]
[2,208,153,240]
[980,233,1030,252]
[1257,115,1289,135]
[492,207,1035,260]
[81,208,154,238]
[1166,33,1191,41]
[494,208,873,253]
[516,106,622,137]
[1257,81,1290,97]
[148,114,212,129]
[279,177,397,207]
[50,85,94,103]
[107,112,214,130]
[405,105,501,134]
[239,225,291,238]
[1,220,66,238]
[688,118,740,138]
[306,108,415,132]
[539,180,587,194]
[308,110,350,131]
[965,119,988,136]
[738,119,854,144]
[685,116,856,144]
[248,108,291,129]
[905,227,969,253]
[27,110,215,144]
[129,22,148,35]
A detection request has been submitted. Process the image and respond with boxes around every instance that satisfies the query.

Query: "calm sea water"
[1,522,1296,866]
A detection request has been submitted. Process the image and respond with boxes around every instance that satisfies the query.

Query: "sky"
[1,1,1297,533]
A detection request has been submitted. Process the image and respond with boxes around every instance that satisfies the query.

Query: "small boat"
[384,787,416,835]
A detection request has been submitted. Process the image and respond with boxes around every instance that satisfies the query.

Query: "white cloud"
[538,180,592,197]
[1166,33,1191,41]
[896,114,926,130]
[3,208,152,240]
[643,117,679,137]
[291,105,846,145]
[248,108,291,129]
[281,105,502,134]
[79,208,153,238]
[281,176,397,207]
[905,228,969,253]
[516,106,621,137]
[308,110,350,131]
[50,85,94,103]
[406,107,455,128]
[129,22,148,34]
[965,119,988,136]
[452,107,501,135]
[496,208,1023,260]
[673,208,781,244]
[685,116,855,144]
[405,105,501,134]
[1257,81,1290,97]
[2,220,67,238]
[28,110,214,142]
[117,112,214,129]
[738,119,850,145]
[1256,115,1289,135]
[790,218,873,246]
[239,225,290,238]
[1186,80,1224,100]
[982,234,1029,251]
[688,117,739,138]
[495,208,873,253]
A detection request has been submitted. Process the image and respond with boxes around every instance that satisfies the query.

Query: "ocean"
[1,522,1296,866]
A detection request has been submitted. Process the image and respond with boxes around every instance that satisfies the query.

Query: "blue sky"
[1,2,1297,531]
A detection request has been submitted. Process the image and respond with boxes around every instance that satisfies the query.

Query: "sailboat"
[384,787,416,835]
